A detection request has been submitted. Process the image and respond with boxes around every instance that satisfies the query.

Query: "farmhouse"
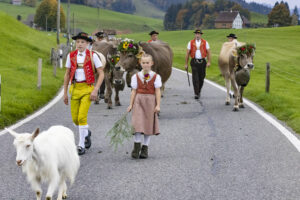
[11,0,22,5]
[215,10,250,29]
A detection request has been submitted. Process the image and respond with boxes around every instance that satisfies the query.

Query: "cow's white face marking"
[239,53,254,70]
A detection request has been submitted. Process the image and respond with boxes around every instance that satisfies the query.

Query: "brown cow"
[115,40,173,96]
[92,41,125,109]
[218,41,255,111]
[105,53,125,108]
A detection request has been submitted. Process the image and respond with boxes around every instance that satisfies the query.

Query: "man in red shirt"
[185,29,211,99]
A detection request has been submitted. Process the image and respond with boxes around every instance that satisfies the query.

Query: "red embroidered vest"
[69,49,95,84]
[190,39,207,59]
[136,73,157,94]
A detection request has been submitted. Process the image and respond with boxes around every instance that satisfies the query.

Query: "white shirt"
[65,50,103,82]
[187,39,210,59]
[131,70,162,89]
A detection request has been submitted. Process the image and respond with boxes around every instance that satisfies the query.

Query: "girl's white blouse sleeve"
[154,74,162,88]
[131,74,138,89]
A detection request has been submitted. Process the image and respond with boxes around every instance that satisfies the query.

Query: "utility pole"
[56,0,60,45]
[45,15,48,32]
[67,0,70,48]
[73,12,75,35]
[97,6,100,29]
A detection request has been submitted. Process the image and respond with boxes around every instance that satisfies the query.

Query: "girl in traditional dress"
[127,53,162,159]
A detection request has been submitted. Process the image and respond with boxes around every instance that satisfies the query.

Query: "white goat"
[6,125,80,200]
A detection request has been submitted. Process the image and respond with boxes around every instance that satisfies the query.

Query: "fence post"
[0,74,1,113]
[266,62,270,93]
[59,49,63,68]
[37,58,42,90]
[50,48,55,64]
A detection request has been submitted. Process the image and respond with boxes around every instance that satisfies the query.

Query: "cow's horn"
[136,46,145,59]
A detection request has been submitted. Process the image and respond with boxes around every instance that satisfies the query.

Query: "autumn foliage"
[34,0,66,30]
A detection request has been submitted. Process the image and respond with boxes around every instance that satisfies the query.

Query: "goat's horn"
[5,128,18,138]
[31,128,40,140]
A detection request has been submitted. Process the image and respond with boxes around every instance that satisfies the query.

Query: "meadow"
[121,26,300,133]
[0,2,164,33]
[0,12,65,129]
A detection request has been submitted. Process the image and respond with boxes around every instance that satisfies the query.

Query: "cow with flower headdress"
[115,39,173,96]
[218,41,256,111]
[92,40,125,109]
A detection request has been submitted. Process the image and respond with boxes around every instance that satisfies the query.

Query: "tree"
[268,2,291,27]
[24,0,37,7]
[34,0,66,30]
[231,3,251,20]
[164,4,182,30]
[293,6,299,17]
[291,14,298,25]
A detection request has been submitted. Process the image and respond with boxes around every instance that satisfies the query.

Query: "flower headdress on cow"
[237,43,256,56]
[108,54,120,66]
[118,39,139,55]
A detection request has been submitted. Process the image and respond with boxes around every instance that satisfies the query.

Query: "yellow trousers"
[69,83,94,126]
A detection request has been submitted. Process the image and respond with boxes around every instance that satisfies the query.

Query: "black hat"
[227,33,237,39]
[72,32,92,42]
[149,30,159,35]
[193,29,203,34]
[95,31,104,38]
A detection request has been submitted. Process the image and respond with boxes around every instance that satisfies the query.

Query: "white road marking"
[173,67,300,152]
[0,89,64,136]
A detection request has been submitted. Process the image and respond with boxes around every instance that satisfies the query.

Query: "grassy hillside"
[250,11,268,24]
[132,0,165,19]
[0,2,163,33]
[0,12,65,129]
[122,26,300,134]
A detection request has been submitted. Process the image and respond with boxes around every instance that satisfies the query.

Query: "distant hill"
[145,0,271,15]
[0,2,163,33]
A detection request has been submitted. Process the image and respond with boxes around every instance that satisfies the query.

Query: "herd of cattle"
[92,38,255,111]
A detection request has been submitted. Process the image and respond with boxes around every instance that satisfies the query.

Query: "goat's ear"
[5,128,18,138]
[31,128,40,141]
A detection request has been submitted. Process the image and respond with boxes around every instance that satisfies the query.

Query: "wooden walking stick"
[186,67,190,86]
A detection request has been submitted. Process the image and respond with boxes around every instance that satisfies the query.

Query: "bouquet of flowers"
[108,55,120,66]
[118,40,139,55]
[237,43,256,56]
[106,112,134,151]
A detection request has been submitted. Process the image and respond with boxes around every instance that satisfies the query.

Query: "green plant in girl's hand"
[106,112,134,151]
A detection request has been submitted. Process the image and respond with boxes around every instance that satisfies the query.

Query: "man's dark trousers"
[190,58,206,96]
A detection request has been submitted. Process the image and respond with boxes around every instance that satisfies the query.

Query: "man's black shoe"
[85,130,92,149]
[194,95,199,99]
[77,146,85,155]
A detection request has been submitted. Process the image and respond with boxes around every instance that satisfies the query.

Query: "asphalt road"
[1,68,300,200]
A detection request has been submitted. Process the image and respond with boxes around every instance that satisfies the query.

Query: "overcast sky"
[245,0,299,10]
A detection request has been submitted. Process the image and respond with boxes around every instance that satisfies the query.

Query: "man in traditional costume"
[148,30,159,43]
[185,29,211,99]
[63,32,104,155]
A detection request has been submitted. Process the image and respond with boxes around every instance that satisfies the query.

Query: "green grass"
[0,11,65,129]
[0,2,163,33]
[122,26,300,134]
[132,0,165,19]
[250,11,268,24]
